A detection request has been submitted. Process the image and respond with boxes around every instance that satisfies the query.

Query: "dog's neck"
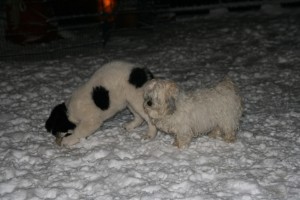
[152,112,178,135]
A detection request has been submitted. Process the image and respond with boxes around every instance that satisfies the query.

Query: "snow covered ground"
[0,9,300,200]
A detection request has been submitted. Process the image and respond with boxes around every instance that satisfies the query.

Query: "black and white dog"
[45,61,157,147]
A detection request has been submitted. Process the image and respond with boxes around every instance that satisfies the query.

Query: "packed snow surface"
[0,11,300,200]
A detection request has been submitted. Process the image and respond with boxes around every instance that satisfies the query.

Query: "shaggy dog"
[143,78,243,148]
[45,61,157,147]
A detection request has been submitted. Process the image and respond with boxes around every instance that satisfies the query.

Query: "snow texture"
[0,11,300,200]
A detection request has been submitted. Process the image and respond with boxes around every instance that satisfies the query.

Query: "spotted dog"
[45,61,157,147]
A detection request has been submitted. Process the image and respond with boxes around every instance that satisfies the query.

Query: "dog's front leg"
[60,119,101,147]
[173,132,193,148]
[143,122,157,140]
[126,101,157,140]
[123,105,144,131]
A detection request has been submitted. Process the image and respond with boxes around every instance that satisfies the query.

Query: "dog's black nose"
[147,100,152,107]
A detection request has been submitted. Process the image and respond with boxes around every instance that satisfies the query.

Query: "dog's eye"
[147,100,153,107]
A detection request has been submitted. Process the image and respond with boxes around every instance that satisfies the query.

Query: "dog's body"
[46,61,157,146]
[143,78,243,148]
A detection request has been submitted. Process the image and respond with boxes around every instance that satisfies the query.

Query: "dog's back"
[68,61,153,123]
[186,77,242,133]
[216,76,239,94]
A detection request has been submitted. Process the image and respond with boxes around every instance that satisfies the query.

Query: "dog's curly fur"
[46,61,157,147]
[143,77,243,148]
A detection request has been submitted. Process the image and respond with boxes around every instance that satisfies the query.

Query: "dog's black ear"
[45,103,76,137]
[129,67,154,88]
[166,97,176,115]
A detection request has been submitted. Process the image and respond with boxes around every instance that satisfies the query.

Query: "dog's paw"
[142,128,158,140]
[223,133,236,143]
[123,122,136,131]
[172,136,191,149]
[60,135,80,147]
[172,140,188,149]
[142,134,152,140]
[123,119,143,131]
[208,127,222,139]
[142,132,157,140]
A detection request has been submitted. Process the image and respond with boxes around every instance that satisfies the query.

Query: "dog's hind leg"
[219,125,237,143]
[208,126,223,139]
[223,130,236,143]
[60,119,101,147]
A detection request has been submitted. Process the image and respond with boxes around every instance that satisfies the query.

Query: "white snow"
[0,10,300,200]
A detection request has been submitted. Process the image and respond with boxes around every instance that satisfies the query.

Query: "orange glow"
[98,0,116,14]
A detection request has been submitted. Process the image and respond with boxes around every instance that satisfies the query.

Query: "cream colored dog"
[45,61,157,147]
[143,78,243,148]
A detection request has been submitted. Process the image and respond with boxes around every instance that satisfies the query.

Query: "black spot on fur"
[92,86,110,110]
[129,67,154,88]
[45,103,76,137]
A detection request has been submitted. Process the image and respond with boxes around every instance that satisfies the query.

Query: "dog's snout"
[147,100,153,107]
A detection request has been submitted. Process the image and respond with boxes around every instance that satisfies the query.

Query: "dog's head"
[143,79,179,120]
[45,103,76,137]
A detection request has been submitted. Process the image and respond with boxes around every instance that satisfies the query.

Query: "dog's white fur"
[143,78,243,148]
[56,61,157,146]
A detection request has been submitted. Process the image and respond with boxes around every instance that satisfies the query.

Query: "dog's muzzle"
[146,99,153,107]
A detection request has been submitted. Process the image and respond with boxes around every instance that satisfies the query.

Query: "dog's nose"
[147,100,152,107]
